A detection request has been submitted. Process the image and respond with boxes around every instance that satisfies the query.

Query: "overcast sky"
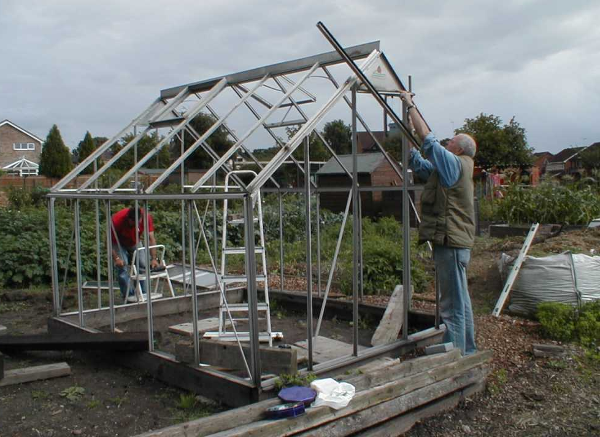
[1,0,598,154]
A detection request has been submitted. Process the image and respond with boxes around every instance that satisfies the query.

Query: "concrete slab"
[293,336,366,364]
[168,318,231,336]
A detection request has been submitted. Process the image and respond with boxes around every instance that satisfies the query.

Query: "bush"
[537,301,600,351]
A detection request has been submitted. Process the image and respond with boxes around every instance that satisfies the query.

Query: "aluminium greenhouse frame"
[46,25,441,405]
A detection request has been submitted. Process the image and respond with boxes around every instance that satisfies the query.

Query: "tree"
[73,131,97,174]
[112,131,170,170]
[455,114,533,168]
[322,119,352,155]
[579,143,600,171]
[286,127,328,162]
[39,124,73,178]
[172,113,234,169]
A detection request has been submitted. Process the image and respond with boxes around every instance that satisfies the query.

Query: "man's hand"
[114,257,125,268]
[399,91,415,106]
[150,258,160,269]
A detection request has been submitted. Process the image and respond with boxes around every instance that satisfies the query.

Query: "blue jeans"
[115,245,147,299]
[434,245,477,355]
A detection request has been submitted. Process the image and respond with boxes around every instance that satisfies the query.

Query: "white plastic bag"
[310,378,355,410]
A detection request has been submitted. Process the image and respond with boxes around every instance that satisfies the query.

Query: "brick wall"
[0,124,42,168]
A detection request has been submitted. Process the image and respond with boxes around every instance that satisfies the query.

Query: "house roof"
[3,157,40,170]
[0,120,43,143]
[316,152,387,175]
[356,131,386,153]
[548,147,584,163]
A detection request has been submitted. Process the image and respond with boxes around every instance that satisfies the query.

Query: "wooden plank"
[346,380,487,437]
[296,366,489,437]
[493,222,539,317]
[371,285,405,346]
[0,332,149,353]
[0,325,7,336]
[293,336,366,363]
[207,351,493,437]
[0,362,71,387]
[58,288,244,329]
[0,351,4,379]
[532,343,566,358]
[175,340,297,375]
[345,349,462,392]
[168,318,231,336]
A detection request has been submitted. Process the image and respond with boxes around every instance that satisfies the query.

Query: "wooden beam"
[0,362,71,387]
[0,352,4,379]
[371,285,406,346]
[0,332,149,353]
[58,289,243,329]
[175,339,297,375]
[207,351,492,437]
[296,368,488,437]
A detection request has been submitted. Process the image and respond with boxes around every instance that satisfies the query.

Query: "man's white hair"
[455,134,476,157]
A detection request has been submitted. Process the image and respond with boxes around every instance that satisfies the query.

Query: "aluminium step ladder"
[215,170,275,346]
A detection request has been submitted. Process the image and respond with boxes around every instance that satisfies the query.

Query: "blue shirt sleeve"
[421,132,462,188]
[409,148,434,181]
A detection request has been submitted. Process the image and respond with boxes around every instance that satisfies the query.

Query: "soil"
[1,228,600,436]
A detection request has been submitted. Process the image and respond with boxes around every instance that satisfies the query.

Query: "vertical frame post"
[181,132,188,295]
[187,200,200,365]
[401,83,411,340]
[74,199,84,327]
[106,200,116,332]
[304,137,314,369]
[316,192,322,298]
[143,201,154,351]
[244,195,262,387]
[94,160,102,309]
[351,85,359,356]
[279,191,284,292]
[48,198,60,317]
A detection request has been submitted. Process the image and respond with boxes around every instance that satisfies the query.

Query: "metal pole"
[181,131,188,295]
[143,201,154,352]
[74,200,84,327]
[244,195,262,387]
[48,198,60,317]
[401,84,411,340]
[304,137,314,369]
[106,200,116,332]
[213,172,218,271]
[279,191,284,292]
[316,192,322,298]
[351,85,359,356]
[384,95,388,138]
[187,200,200,365]
[94,160,102,309]
[358,194,364,301]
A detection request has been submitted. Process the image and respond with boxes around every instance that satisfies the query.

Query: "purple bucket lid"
[278,386,317,406]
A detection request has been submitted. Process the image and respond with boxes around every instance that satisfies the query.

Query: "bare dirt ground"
[1,229,600,436]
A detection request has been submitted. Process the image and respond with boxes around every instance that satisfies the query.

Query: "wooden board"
[168,318,231,336]
[175,339,297,375]
[0,325,7,336]
[0,362,71,387]
[0,332,149,353]
[371,285,406,346]
[293,336,366,364]
[0,352,4,379]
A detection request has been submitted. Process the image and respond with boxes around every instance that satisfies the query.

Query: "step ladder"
[217,170,274,346]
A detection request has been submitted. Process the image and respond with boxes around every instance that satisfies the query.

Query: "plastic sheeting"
[498,252,600,316]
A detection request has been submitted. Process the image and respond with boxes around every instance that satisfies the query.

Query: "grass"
[170,393,217,423]
[60,386,85,402]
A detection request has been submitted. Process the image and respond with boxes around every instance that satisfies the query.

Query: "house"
[546,146,586,177]
[0,120,43,176]
[316,152,416,222]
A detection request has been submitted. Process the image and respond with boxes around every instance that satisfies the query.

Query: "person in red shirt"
[111,207,160,302]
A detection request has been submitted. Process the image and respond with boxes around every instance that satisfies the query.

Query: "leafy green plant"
[31,390,49,400]
[170,392,218,423]
[60,386,85,401]
[87,399,101,409]
[537,302,576,342]
[275,372,318,390]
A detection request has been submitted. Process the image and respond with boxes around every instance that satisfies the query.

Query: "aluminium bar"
[244,195,262,388]
[351,85,359,356]
[147,76,269,192]
[187,201,200,365]
[47,192,246,201]
[281,75,318,103]
[48,198,60,317]
[229,86,317,190]
[247,50,380,194]
[205,105,281,189]
[161,41,380,99]
[191,63,321,192]
[263,119,306,129]
[279,192,284,292]
[401,96,411,340]
[317,22,421,151]
[179,132,188,295]
[94,160,102,309]
[52,97,162,191]
[143,201,154,351]
[272,76,354,182]
[110,79,228,193]
[74,200,84,327]
[234,84,272,109]
[105,200,116,332]
[304,137,314,370]
[316,193,321,298]
[314,190,352,338]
